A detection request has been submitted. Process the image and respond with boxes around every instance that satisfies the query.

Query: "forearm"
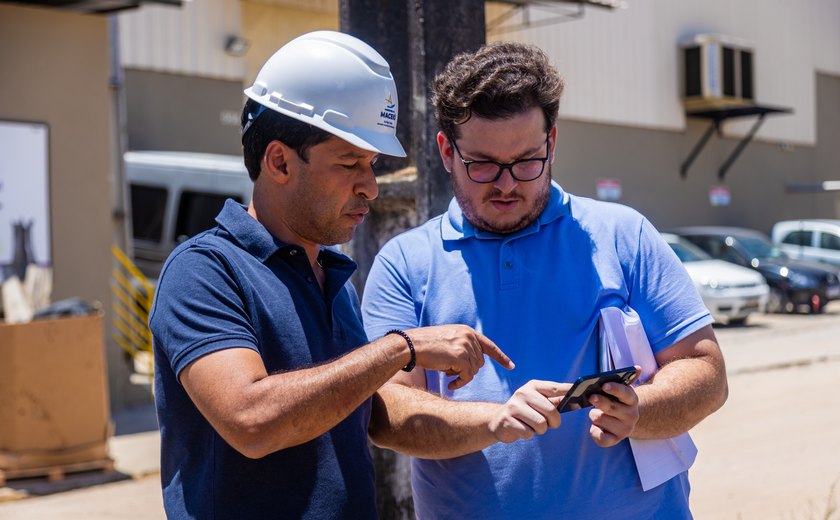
[198,336,412,458]
[632,348,728,439]
[369,383,500,459]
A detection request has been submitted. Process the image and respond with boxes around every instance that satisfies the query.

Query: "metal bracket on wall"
[487,0,627,35]
[680,104,792,181]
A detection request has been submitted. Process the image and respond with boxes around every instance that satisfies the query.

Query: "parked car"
[126,151,253,280]
[771,219,840,267]
[662,233,769,325]
[668,226,840,314]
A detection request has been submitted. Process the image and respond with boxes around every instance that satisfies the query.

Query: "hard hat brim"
[327,124,407,158]
[245,89,407,158]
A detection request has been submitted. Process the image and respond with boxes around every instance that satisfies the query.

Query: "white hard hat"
[244,31,406,158]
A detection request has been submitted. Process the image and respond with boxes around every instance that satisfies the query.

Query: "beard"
[451,175,551,235]
[284,165,366,246]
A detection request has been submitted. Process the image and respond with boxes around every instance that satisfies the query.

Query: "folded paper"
[599,306,698,492]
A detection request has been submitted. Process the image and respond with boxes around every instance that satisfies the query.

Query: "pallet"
[0,457,115,487]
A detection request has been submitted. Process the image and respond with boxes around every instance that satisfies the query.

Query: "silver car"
[663,233,769,325]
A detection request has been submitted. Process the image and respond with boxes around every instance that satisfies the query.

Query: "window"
[689,235,745,265]
[820,232,840,251]
[130,184,167,242]
[719,243,745,265]
[174,191,242,242]
[781,230,812,247]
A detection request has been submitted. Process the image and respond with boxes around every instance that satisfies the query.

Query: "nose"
[493,167,518,194]
[355,163,379,201]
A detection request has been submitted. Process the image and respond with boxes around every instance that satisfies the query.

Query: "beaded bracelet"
[386,329,416,372]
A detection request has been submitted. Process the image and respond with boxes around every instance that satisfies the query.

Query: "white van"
[125,151,253,279]
[771,219,840,267]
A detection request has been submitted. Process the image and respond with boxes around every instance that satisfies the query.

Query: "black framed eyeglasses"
[450,134,550,184]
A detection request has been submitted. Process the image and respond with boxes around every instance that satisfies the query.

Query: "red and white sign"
[596,178,622,201]
[709,185,731,206]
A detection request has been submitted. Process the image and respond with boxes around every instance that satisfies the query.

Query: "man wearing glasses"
[362,41,727,519]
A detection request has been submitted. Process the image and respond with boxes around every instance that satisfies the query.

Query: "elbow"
[714,375,729,412]
[697,370,728,423]
[225,429,277,460]
[368,426,390,450]
[368,390,399,451]
[367,417,386,447]
[222,410,290,459]
[368,417,400,451]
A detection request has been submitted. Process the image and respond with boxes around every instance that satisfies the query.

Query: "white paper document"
[598,306,698,492]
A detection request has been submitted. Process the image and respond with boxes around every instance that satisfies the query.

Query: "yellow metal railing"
[111,245,155,386]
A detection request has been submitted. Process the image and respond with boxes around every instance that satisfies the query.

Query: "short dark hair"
[432,41,565,139]
[240,98,333,181]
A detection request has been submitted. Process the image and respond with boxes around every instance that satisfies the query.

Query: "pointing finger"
[478,335,515,370]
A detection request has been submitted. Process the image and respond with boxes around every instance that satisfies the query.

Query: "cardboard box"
[0,313,112,471]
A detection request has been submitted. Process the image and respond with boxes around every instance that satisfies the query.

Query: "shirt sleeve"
[361,240,421,341]
[149,245,259,378]
[627,217,713,353]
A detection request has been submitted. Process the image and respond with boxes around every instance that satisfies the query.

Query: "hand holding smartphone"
[556,366,639,413]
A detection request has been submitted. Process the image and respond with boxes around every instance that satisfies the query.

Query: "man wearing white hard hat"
[150,31,513,519]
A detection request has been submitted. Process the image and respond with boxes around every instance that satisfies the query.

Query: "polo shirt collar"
[215,200,356,269]
[216,199,282,262]
[441,180,570,241]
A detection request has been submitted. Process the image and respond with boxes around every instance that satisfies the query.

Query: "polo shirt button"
[504,261,513,269]
[289,250,298,256]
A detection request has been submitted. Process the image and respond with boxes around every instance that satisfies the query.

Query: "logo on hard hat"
[378,93,397,129]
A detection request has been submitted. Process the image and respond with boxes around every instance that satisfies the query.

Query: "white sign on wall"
[0,121,51,281]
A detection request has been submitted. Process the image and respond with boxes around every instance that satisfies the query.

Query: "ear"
[261,140,293,185]
[547,125,558,165]
[436,131,454,173]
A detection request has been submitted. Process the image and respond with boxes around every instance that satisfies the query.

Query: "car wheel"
[766,288,788,314]
[728,316,749,326]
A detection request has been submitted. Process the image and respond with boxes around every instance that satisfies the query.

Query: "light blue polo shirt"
[362,181,712,520]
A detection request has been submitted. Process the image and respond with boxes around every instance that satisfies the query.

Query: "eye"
[339,162,360,171]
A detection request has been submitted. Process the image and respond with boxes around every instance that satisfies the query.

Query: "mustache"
[345,200,370,214]
[482,189,523,203]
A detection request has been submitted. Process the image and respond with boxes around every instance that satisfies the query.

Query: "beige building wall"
[241,0,338,86]
[0,4,142,412]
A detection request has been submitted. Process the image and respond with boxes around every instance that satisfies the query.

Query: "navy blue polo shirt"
[150,200,375,519]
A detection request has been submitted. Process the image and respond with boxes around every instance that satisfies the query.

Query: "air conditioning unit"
[681,34,754,111]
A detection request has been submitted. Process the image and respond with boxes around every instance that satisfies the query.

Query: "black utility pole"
[406,0,485,221]
[340,2,485,518]
[341,2,484,220]
[341,0,485,287]
[339,0,413,177]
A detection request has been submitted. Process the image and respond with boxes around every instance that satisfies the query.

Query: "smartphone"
[556,366,639,414]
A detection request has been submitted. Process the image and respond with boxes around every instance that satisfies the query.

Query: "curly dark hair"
[240,98,333,181]
[432,41,564,139]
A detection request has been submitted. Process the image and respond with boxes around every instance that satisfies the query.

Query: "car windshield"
[667,238,712,262]
[738,236,787,260]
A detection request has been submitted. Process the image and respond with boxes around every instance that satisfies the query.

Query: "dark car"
[668,226,840,314]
